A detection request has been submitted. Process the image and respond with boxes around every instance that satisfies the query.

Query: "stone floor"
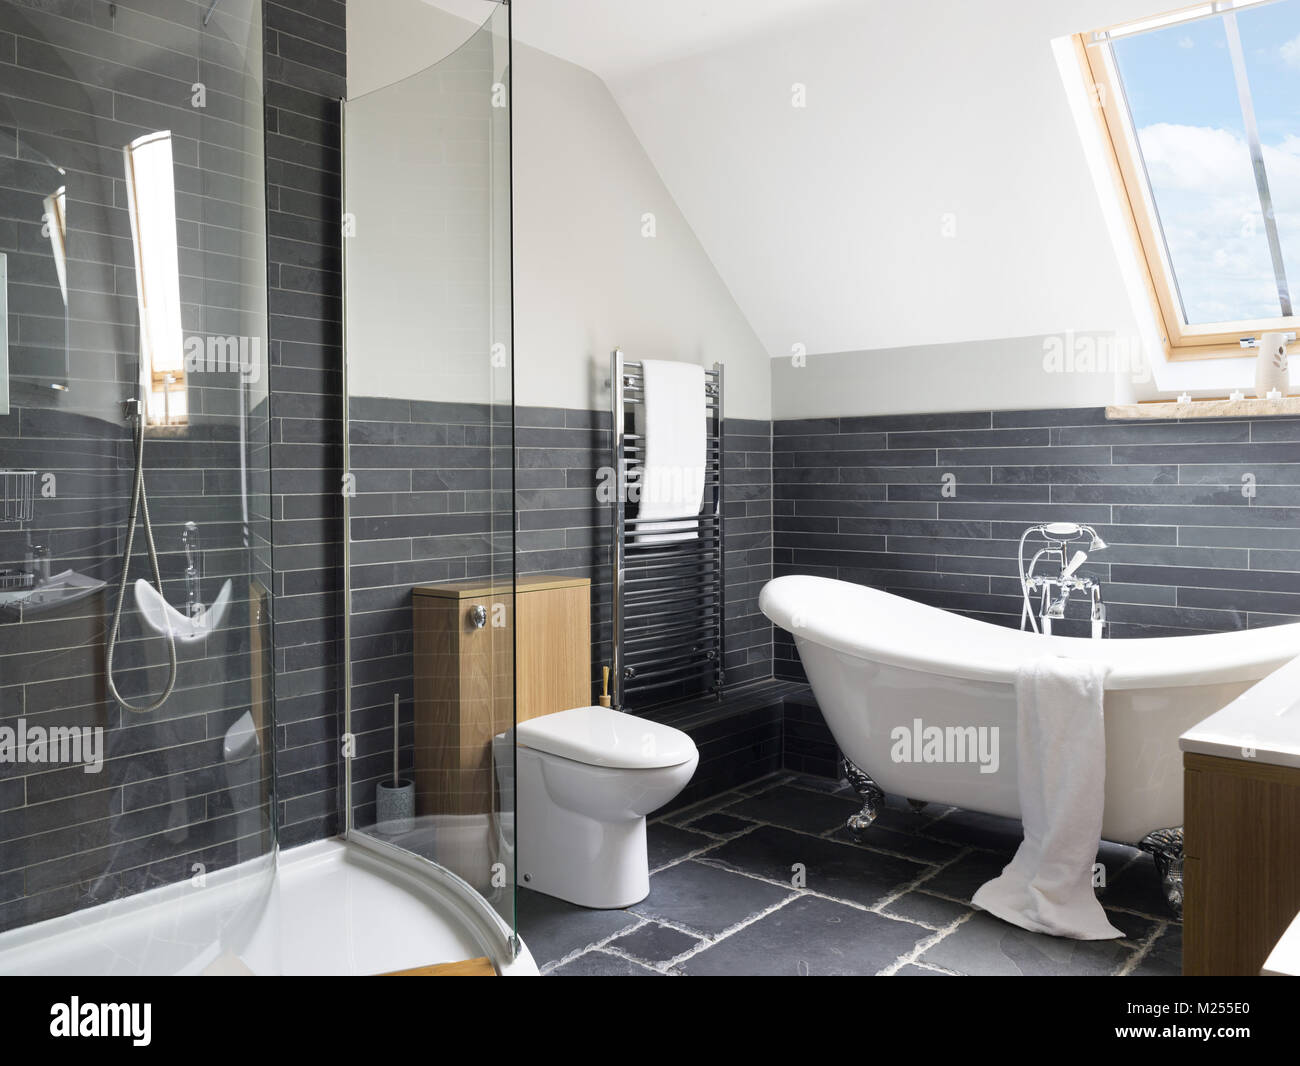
[516,771,1182,976]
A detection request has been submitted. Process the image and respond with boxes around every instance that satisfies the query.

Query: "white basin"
[0,569,106,617]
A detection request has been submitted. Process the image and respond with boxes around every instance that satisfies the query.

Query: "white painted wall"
[344,5,506,406]
[351,0,1261,420]
[612,0,1149,358]
[348,0,499,99]
[510,45,770,419]
[568,0,1254,415]
[347,0,771,419]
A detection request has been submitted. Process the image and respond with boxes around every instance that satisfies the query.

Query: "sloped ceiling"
[513,0,1175,359]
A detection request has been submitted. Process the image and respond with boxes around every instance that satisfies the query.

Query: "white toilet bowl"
[495,706,699,909]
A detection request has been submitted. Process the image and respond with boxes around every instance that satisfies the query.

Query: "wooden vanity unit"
[1183,753,1300,975]
[412,575,591,817]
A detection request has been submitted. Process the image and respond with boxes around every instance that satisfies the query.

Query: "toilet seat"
[515,706,695,770]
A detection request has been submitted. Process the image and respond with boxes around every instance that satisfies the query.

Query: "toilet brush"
[599,665,612,708]
[375,692,414,834]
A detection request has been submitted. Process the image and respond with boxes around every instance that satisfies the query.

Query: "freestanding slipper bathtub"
[760,574,1300,912]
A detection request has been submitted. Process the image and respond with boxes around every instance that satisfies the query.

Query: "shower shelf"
[1,470,36,523]
[1106,396,1300,420]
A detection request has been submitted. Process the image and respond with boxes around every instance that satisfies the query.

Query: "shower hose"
[105,403,178,713]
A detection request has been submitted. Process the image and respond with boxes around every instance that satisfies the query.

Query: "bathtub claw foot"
[841,758,885,836]
[906,798,927,814]
[1138,826,1184,918]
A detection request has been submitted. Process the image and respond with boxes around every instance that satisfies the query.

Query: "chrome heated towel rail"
[610,350,725,710]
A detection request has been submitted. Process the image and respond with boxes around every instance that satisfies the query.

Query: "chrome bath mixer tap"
[1018,522,1108,638]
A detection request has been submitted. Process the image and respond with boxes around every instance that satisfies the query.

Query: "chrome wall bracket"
[841,757,885,836]
[1138,825,1184,918]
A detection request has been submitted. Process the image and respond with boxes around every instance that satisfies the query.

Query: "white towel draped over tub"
[632,359,706,545]
[971,655,1123,941]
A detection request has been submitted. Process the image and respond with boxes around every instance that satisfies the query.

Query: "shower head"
[1079,525,1108,551]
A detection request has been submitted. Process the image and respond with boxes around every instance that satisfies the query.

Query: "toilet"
[495,705,699,909]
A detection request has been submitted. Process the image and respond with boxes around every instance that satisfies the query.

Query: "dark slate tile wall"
[772,407,1300,681]
[655,680,802,811]
[263,0,346,848]
[515,404,613,700]
[345,396,503,827]
[516,405,774,711]
[344,401,774,760]
[0,0,274,933]
[723,416,774,688]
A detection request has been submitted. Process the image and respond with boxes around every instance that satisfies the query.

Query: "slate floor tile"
[1130,924,1182,976]
[1107,908,1159,944]
[647,822,715,868]
[722,784,865,835]
[883,890,974,929]
[516,888,641,967]
[607,922,702,964]
[706,824,928,907]
[920,912,1139,976]
[1096,853,1177,919]
[551,950,660,976]
[683,812,756,837]
[525,771,1183,976]
[630,859,794,935]
[829,823,964,864]
[785,774,854,796]
[678,895,928,976]
[917,850,1012,903]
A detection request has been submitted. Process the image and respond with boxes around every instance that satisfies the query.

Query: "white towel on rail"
[971,655,1123,940]
[632,359,706,545]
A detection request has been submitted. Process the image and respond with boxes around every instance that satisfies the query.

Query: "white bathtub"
[0,838,536,976]
[761,574,1300,845]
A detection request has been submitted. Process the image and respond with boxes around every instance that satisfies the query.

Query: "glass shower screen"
[341,1,516,940]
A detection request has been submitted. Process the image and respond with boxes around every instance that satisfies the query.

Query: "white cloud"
[1134,123,1298,321]
[1282,32,1300,68]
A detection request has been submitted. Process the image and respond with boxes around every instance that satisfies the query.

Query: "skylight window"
[1083,0,1300,358]
[123,131,187,425]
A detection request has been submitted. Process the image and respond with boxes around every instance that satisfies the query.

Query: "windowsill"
[1165,348,1256,363]
[1106,395,1300,420]
[142,422,192,439]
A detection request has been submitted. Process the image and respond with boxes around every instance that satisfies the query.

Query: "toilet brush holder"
[376,779,415,835]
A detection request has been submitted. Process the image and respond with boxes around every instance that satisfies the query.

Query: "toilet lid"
[516,706,697,769]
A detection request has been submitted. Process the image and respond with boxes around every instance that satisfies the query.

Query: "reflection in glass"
[343,0,516,945]
[41,186,67,308]
[123,131,187,426]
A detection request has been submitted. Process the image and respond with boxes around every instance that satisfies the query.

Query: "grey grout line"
[655,893,804,974]
[877,909,979,976]
[1115,917,1171,977]
[538,917,653,975]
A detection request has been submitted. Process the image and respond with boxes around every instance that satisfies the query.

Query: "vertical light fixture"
[123,130,186,425]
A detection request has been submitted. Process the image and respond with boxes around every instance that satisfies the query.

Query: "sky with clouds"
[1113,0,1300,325]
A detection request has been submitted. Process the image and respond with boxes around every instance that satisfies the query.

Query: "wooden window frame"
[1078,27,1298,362]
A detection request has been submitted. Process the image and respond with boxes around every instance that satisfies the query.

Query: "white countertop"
[1180,651,1300,768]
[1263,911,1300,976]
